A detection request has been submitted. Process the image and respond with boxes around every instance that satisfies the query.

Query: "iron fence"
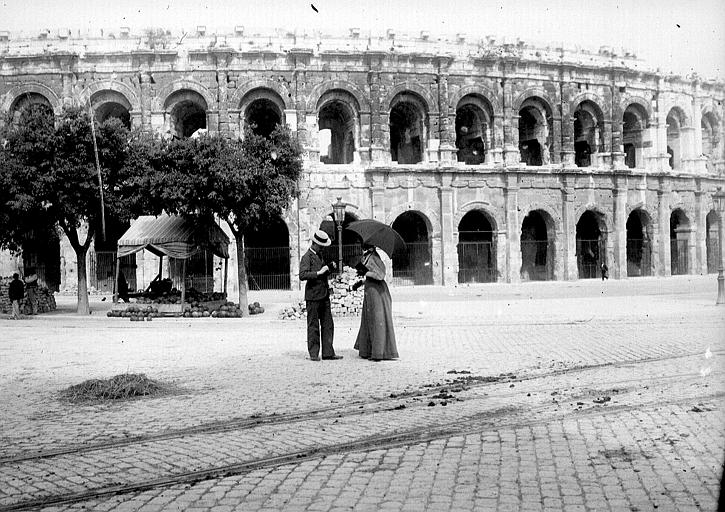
[457,241,496,283]
[520,240,550,281]
[670,239,689,275]
[89,251,137,292]
[627,239,652,277]
[391,241,433,286]
[576,238,604,279]
[706,238,719,273]
[246,246,291,290]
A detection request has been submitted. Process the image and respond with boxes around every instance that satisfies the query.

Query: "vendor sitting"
[117,270,129,303]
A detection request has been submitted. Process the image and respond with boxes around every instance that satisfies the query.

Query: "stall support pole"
[158,255,164,280]
[223,257,228,296]
[180,258,187,308]
[113,257,121,303]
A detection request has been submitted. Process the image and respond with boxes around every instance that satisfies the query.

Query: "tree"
[151,126,303,315]
[0,106,140,314]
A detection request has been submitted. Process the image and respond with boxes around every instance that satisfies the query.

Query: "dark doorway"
[455,105,487,165]
[457,211,496,283]
[390,102,424,164]
[576,211,604,279]
[245,99,282,138]
[245,217,291,290]
[518,108,543,166]
[520,210,553,280]
[626,209,652,277]
[95,102,131,129]
[391,211,433,285]
[319,100,355,164]
[169,100,206,138]
[670,209,690,275]
[706,211,720,273]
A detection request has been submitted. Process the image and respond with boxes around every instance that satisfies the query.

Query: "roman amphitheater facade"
[1,28,724,293]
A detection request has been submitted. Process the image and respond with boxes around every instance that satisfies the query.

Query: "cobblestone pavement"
[0,275,723,511]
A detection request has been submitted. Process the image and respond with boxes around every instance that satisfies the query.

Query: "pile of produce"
[107,305,159,321]
[60,373,171,401]
[248,301,265,315]
[280,266,363,320]
[0,276,56,314]
[136,288,226,305]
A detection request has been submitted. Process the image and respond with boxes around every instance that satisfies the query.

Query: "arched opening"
[623,104,649,169]
[391,211,433,285]
[573,102,602,168]
[318,211,362,270]
[10,93,54,125]
[576,210,606,279]
[457,210,496,283]
[22,227,61,292]
[518,98,552,166]
[90,216,135,294]
[91,91,132,129]
[164,90,207,139]
[626,209,652,277]
[701,113,719,173]
[318,97,356,164]
[390,93,426,164]
[245,98,282,138]
[520,210,555,281]
[706,211,720,273]
[245,217,291,290]
[666,109,684,170]
[670,209,691,275]
[455,96,491,165]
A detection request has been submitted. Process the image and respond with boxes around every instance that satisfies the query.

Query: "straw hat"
[312,230,332,247]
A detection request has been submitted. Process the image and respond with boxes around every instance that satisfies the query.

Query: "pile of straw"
[60,373,170,401]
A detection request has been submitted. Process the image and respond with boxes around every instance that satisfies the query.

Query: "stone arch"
[572,98,606,166]
[384,82,436,113]
[80,80,140,112]
[626,205,655,277]
[454,201,501,232]
[620,95,654,122]
[237,87,288,137]
[574,203,612,234]
[520,202,561,231]
[89,89,133,129]
[520,206,558,281]
[156,79,215,112]
[575,207,609,279]
[449,85,502,116]
[386,203,439,237]
[315,88,361,164]
[4,83,61,113]
[517,95,554,166]
[623,101,652,169]
[666,106,688,170]
[229,78,293,111]
[390,209,435,286]
[665,104,691,128]
[163,89,208,138]
[456,206,498,284]
[244,215,292,290]
[670,206,692,275]
[626,202,656,223]
[389,90,429,164]
[512,88,556,113]
[306,80,370,113]
[455,94,494,165]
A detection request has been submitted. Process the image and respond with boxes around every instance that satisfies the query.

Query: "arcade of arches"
[1,29,723,293]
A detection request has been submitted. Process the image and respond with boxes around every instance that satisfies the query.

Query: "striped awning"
[117,214,230,259]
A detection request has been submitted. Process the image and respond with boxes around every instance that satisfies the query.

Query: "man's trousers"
[306,299,335,358]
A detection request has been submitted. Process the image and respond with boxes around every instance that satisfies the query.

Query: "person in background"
[353,244,398,361]
[299,230,342,361]
[117,269,130,302]
[601,262,609,281]
[8,273,24,320]
[23,267,38,315]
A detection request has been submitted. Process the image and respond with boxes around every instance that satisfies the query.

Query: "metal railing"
[670,239,689,276]
[457,241,496,283]
[627,239,652,277]
[520,240,551,281]
[391,241,433,286]
[246,246,291,290]
[576,238,604,279]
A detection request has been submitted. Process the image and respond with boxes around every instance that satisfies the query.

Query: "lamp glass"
[332,197,347,223]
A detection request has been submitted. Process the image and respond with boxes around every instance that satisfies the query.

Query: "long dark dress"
[354,250,398,360]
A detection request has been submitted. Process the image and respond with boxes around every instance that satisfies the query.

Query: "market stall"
[113,214,230,316]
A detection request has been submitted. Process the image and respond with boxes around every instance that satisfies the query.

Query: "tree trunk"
[235,235,249,317]
[75,246,90,315]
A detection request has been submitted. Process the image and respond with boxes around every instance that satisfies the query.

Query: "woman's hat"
[312,230,332,247]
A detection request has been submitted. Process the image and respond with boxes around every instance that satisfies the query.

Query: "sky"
[1,0,723,79]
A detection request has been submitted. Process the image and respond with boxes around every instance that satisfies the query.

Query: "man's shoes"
[309,356,321,361]
[322,355,343,360]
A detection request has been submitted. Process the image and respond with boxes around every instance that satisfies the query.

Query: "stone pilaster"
[561,175,578,279]
[610,74,626,168]
[139,71,154,132]
[436,56,456,164]
[215,53,231,134]
[366,52,388,163]
[439,172,457,285]
[612,173,628,279]
[657,176,671,276]
[501,74,520,166]
[504,173,521,282]
[560,79,576,166]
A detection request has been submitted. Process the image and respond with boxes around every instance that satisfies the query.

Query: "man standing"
[9,273,24,319]
[23,267,38,315]
[299,230,342,361]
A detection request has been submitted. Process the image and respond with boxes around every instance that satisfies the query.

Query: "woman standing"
[354,244,398,361]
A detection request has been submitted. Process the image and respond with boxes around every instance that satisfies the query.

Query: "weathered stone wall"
[1,28,724,292]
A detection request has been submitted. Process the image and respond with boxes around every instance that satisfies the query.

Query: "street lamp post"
[714,187,725,305]
[332,197,347,275]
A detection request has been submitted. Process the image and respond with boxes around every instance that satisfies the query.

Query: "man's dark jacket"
[299,248,331,301]
[8,279,24,301]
